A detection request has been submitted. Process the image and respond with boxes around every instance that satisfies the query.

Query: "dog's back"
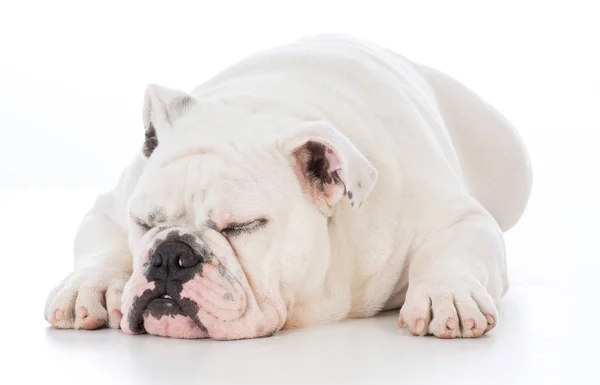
[282,34,533,232]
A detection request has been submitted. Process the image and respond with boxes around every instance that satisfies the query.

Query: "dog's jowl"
[44,35,532,340]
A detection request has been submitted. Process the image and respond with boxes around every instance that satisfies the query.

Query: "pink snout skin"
[143,314,208,339]
[180,267,246,322]
[178,264,285,340]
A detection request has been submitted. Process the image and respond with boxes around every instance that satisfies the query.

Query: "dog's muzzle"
[120,228,281,340]
[121,234,212,338]
[141,240,207,320]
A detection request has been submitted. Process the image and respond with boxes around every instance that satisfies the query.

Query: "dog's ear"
[280,121,378,215]
[142,84,196,157]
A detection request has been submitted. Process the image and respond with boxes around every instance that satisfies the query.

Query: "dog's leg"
[44,158,143,330]
[398,204,507,339]
[44,195,132,330]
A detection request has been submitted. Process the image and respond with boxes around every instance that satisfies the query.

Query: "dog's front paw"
[44,267,130,330]
[398,275,498,339]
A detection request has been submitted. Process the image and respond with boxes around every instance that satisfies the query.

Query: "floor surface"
[2,189,598,385]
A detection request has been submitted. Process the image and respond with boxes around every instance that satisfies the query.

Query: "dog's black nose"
[150,241,202,270]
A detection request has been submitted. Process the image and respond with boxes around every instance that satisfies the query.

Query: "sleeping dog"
[44,35,532,340]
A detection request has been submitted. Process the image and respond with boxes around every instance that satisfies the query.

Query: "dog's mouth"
[143,295,209,339]
[126,287,209,339]
[144,296,181,317]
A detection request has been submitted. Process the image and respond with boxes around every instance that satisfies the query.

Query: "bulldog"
[44,35,532,340]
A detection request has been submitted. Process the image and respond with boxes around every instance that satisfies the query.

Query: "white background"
[1,1,599,384]
[1,0,598,194]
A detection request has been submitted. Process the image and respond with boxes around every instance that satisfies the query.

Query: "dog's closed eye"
[221,218,268,237]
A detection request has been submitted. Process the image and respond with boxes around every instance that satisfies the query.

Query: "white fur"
[44,35,532,338]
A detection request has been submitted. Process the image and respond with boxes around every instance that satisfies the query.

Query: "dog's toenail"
[446,318,458,329]
[416,318,426,334]
[398,315,405,328]
[77,307,88,319]
[53,309,63,321]
[464,319,475,329]
[112,309,123,322]
[485,315,497,332]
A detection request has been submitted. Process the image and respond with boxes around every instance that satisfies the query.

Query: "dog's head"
[120,84,377,340]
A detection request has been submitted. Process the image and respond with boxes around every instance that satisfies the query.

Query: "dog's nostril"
[151,253,162,268]
[178,253,199,268]
[150,241,201,271]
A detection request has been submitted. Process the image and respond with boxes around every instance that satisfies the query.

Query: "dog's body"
[45,35,531,339]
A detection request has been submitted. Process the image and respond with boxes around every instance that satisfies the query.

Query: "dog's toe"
[45,267,130,331]
[47,285,78,329]
[106,278,127,329]
[74,287,108,330]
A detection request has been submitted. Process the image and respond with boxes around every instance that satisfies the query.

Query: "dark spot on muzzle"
[127,287,207,335]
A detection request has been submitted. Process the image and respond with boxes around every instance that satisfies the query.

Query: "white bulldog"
[44,35,532,340]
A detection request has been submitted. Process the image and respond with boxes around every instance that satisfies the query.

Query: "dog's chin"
[141,298,208,339]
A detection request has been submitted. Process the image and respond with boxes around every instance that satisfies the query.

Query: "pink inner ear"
[293,140,348,207]
[325,147,347,195]
[325,147,342,174]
